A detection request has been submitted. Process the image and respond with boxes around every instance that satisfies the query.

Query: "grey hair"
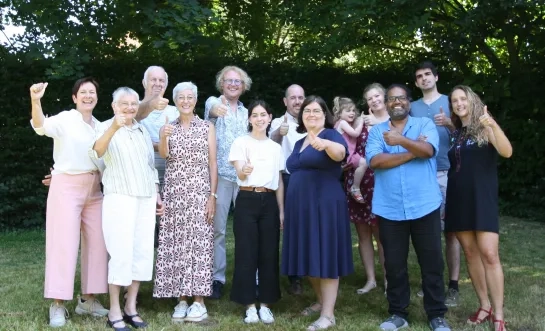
[172,82,198,102]
[112,87,140,104]
[142,66,168,88]
[214,65,252,93]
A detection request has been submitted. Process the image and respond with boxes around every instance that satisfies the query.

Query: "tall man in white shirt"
[269,84,306,295]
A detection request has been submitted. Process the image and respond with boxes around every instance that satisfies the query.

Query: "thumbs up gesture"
[160,116,174,139]
[279,114,289,136]
[151,95,170,111]
[30,82,48,100]
[308,131,328,151]
[242,157,254,176]
[213,95,230,117]
[113,112,127,129]
[433,106,451,126]
[383,121,404,146]
[479,106,497,128]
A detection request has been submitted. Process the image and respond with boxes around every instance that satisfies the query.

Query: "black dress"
[444,127,499,233]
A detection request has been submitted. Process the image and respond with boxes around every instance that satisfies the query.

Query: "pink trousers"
[44,172,108,300]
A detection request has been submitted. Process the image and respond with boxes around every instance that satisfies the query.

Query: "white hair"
[142,66,168,88]
[172,82,198,102]
[112,87,139,104]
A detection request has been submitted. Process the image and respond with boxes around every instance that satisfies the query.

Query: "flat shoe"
[356,281,377,294]
[123,311,148,328]
[107,318,131,331]
[301,302,322,316]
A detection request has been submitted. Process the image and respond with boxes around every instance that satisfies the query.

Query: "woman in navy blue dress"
[281,95,353,331]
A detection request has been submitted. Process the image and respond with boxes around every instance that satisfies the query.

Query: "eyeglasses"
[302,109,323,115]
[386,95,409,102]
[118,102,139,108]
[223,79,243,86]
[177,96,195,102]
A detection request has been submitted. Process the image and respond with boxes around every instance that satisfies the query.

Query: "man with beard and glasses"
[269,84,306,295]
[366,84,451,331]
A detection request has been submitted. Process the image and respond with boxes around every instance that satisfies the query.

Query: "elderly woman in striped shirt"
[91,87,164,331]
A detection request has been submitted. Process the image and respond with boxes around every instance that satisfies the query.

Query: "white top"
[90,118,159,197]
[139,105,180,144]
[229,135,285,190]
[31,109,104,175]
[270,111,307,174]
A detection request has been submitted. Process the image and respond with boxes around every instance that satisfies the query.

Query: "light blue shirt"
[366,116,442,221]
[139,105,180,144]
[204,96,248,182]
[410,95,451,171]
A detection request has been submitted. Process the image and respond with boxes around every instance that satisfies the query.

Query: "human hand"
[479,106,498,128]
[42,167,53,186]
[112,112,127,129]
[30,82,48,100]
[383,122,404,146]
[242,157,254,176]
[156,195,165,216]
[362,114,379,126]
[151,95,169,111]
[213,95,230,117]
[417,134,428,142]
[308,131,328,151]
[433,106,451,126]
[206,196,216,224]
[279,115,289,136]
[160,116,174,138]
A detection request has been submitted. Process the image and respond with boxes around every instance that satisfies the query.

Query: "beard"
[388,107,409,121]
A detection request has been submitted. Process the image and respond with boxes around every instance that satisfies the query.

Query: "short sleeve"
[89,120,109,160]
[228,137,246,163]
[420,118,440,156]
[277,145,286,171]
[365,125,384,167]
[323,128,348,153]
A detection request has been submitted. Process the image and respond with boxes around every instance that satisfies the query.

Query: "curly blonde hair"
[214,65,252,93]
[332,96,358,122]
[449,85,489,146]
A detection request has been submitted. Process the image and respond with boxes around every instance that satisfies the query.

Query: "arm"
[486,124,513,158]
[136,95,169,121]
[275,173,284,229]
[158,126,169,158]
[370,152,415,169]
[92,122,120,158]
[338,118,364,138]
[398,137,434,158]
[208,123,219,194]
[232,160,249,181]
[30,83,48,129]
[269,118,284,144]
[324,140,346,162]
[205,96,228,119]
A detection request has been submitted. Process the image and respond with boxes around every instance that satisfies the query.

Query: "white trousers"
[102,193,156,286]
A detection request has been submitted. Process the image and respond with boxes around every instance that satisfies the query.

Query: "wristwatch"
[211,192,218,199]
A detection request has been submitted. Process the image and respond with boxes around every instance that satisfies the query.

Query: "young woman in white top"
[30,78,109,328]
[228,100,285,325]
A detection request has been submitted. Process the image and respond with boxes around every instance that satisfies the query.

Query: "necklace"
[454,127,468,172]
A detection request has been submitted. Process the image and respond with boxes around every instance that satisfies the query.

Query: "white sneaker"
[185,302,208,322]
[244,306,259,324]
[49,303,69,328]
[172,301,189,322]
[75,296,109,317]
[259,306,275,324]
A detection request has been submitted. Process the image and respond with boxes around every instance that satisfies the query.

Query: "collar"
[70,109,99,125]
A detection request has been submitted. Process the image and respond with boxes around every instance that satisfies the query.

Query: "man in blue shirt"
[411,61,461,307]
[366,84,450,331]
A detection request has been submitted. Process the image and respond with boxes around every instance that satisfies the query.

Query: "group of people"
[31,61,512,331]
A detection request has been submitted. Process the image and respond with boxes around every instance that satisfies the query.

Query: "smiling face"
[174,89,197,115]
[302,101,325,131]
[339,105,356,123]
[144,67,167,97]
[386,87,411,121]
[283,85,305,118]
[415,68,438,92]
[112,93,139,124]
[72,82,98,112]
[221,70,244,100]
[365,88,386,113]
[249,105,272,133]
[450,88,470,119]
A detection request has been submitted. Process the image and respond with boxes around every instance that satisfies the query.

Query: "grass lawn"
[0,216,544,330]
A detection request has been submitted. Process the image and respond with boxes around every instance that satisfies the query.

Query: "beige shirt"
[229,135,285,190]
[31,109,104,175]
[90,118,159,197]
[270,112,307,174]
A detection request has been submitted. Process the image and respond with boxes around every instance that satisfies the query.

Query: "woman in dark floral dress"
[153,82,218,323]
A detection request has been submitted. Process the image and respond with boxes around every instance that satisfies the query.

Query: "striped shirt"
[90,118,159,197]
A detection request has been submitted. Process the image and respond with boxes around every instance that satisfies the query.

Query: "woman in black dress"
[444,85,512,331]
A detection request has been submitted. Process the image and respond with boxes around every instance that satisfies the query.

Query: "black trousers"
[230,190,281,305]
[378,208,447,321]
[282,173,301,284]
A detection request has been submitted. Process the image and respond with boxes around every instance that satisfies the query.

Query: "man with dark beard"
[366,84,451,331]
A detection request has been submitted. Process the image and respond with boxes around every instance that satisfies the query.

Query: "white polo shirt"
[269,111,307,174]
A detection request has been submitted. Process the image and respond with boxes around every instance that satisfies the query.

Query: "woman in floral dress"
[153,82,218,323]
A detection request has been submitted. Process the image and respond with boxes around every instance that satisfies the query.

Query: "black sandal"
[106,318,131,331]
[123,311,148,328]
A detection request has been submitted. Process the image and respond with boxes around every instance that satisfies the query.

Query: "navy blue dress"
[281,129,354,278]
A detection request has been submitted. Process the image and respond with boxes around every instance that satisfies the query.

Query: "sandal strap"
[124,311,140,318]
[468,307,492,324]
[108,318,125,324]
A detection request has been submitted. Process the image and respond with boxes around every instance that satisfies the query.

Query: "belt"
[239,186,274,193]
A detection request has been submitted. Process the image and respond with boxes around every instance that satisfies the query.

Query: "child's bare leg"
[351,159,368,191]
